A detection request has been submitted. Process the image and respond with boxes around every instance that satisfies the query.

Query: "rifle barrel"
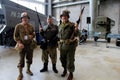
[76,7,85,25]
[35,7,42,28]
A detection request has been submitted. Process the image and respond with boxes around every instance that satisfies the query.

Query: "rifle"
[35,7,42,28]
[70,7,85,40]
[76,6,85,25]
[35,7,47,50]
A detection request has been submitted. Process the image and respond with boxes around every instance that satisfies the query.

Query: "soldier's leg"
[17,67,23,80]
[26,49,33,76]
[17,50,25,80]
[40,49,49,72]
[60,49,67,77]
[67,72,73,80]
[67,47,75,80]
[49,47,58,73]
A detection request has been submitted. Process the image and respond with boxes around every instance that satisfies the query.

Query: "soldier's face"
[61,15,68,23]
[47,18,53,24]
[22,17,29,24]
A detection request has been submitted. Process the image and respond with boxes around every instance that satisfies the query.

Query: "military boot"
[17,67,23,80]
[52,64,58,73]
[26,64,33,76]
[61,68,67,77]
[67,72,73,80]
[40,63,48,72]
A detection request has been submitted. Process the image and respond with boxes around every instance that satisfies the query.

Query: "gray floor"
[0,39,120,80]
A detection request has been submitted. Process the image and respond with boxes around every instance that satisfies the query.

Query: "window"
[0,14,4,19]
[0,3,2,9]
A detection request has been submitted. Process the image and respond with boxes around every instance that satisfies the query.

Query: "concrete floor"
[0,39,120,80]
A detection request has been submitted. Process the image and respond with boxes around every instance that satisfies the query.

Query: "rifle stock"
[35,7,47,50]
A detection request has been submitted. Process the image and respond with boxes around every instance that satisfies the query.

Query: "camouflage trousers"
[60,43,76,72]
[17,45,33,68]
[42,46,57,64]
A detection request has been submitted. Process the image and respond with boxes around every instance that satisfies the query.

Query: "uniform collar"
[61,20,70,28]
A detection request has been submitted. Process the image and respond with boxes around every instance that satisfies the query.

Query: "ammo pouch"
[58,38,78,50]
[58,39,72,50]
[30,40,37,49]
[59,39,76,45]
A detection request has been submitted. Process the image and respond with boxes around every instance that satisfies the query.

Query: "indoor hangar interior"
[0,0,120,80]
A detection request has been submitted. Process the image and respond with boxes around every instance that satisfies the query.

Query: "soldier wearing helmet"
[58,10,79,80]
[20,12,30,19]
[14,12,36,80]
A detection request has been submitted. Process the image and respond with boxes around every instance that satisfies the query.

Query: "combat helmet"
[21,12,30,19]
[60,10,70,18]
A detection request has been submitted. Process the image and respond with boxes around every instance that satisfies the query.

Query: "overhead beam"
[20,0,48,5]
[52,0,89,8]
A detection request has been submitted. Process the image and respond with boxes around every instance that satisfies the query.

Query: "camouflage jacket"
[14,23,35,45]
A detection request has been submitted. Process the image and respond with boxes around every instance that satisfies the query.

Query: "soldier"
[14,12,36,80]
[40,15,59,73]
[58,10,79,80]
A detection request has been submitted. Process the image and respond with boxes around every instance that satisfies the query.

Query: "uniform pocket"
[61,44,69,50]
[30,40,37,49]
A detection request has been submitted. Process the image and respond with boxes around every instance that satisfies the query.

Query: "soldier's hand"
[29,35,33,39]
[40,27,43,32]
[18,43,24,49]
[74,23,78,30]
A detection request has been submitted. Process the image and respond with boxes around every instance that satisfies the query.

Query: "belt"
[59,37,79,44]
[59,39,73,45]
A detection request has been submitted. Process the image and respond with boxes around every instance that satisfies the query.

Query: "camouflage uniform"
[14,23,35,68]
[14,12,36,80]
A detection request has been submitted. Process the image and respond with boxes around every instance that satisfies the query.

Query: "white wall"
[53,0,120,34]
[53,3,90,31]
[10,0,45,15]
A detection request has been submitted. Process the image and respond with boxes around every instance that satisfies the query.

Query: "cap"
[47,15,53,19]
[21,12,30,19]
[60,10,70,18]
